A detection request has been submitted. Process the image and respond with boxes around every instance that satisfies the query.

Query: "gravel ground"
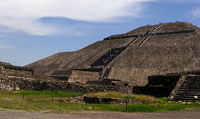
[0,109,200,119]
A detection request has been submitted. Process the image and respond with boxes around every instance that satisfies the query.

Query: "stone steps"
[171,77,200,102]
[90,47,127,68]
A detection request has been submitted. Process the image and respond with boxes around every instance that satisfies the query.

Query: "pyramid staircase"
[87,24,163,71]
[90,47,127,69]
[103,68,112,79]
[170,76,200,102]
[69,45,130,83]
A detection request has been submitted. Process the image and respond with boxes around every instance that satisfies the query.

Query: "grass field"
[0,91,199,113]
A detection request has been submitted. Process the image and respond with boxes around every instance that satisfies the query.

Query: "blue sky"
[0,0,200,66]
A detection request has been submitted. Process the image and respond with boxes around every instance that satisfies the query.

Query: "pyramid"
[27,22,200,87]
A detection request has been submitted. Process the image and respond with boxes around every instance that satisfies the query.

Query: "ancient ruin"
[1,22,200,101]
[0,61,130,93]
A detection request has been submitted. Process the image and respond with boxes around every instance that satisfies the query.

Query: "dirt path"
[0,109,200,119]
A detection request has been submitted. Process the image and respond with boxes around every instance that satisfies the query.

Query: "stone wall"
[107,68,161,86]
[0,66,21,91]
[61,96,149,104]
[0,74,18,91]
[50,70,72,80]
[147,75,180,87]
[0,73,131,93]
[0,64,131,93]
[4,68,33,77]
[1,65,33,77]
[83,96,147,104]
[132,74,180,97]
[132,87,174,97]
[68,70,100,84]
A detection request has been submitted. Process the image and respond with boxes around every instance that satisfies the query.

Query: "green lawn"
[0,91,199,113]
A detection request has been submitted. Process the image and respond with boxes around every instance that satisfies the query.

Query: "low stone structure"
[0,63,131,93]
[61,96,146,104]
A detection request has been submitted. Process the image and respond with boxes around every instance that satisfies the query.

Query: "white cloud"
[166,0,200,3]
[191,8,200,18]
[0,18,56,35]
[0,0,155,35]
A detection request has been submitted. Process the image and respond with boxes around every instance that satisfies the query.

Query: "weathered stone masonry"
[0,64,131,93]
